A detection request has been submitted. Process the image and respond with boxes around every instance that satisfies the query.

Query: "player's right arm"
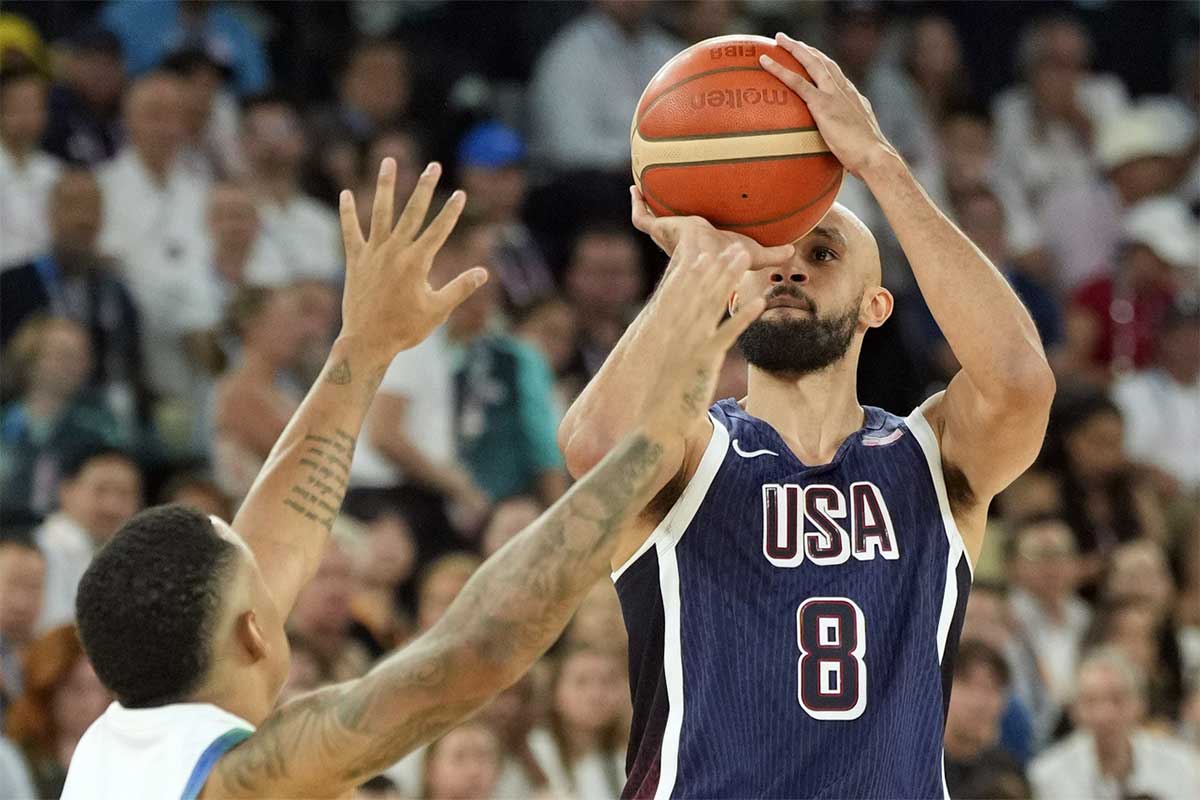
[205,246,765,800]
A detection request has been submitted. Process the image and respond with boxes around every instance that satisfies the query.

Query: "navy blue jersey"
[615,399,973,799]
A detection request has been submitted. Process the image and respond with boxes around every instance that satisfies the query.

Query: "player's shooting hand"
[337,159,489,362]
[641,244,766,433]
[631,186,794,269]
[758,34,898,178]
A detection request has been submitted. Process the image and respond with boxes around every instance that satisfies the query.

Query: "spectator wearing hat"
[1113,301,1200,494]
[992,15,1129,209]
[0,65,61,270]
[100,0,269,96]
[41,27,125,167]
[458,121,554,313]
[243,94,343,284]
[1064,198,1196,381]
[1040,100,1195,290]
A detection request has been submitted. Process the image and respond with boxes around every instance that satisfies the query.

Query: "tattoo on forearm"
[281,428,356,531]
[326,359,351,385]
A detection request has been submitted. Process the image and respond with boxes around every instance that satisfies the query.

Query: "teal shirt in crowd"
[455,335,564,501]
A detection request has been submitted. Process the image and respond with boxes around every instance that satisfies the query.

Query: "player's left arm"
[762,36,1055,559]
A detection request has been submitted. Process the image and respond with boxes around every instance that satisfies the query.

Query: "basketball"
[630,35,844,246]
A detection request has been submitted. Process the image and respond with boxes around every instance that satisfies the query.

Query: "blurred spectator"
[529,0,680,172]
[157,471,232,520]
[205,181,290,306]
[1065,198,1195,380]
[993,15,1129,208]
[826,0,887,88]
[1112,301,1200,494]
[1006,514,1091,744]
[351,126,425,230]
[995,467,1063,523]
[0,13,49,73]
[243,94,343,283]
[420,721,503,800]
[457,121,554,312]
[869,14,968,176]
[162,46,243,180]
[276,633,331,706]
[1176,530,1200,686]
[1043,390,1166,578]
[943,640,1029,799]
[347,219,493,547]
[481,496,543,558]
[566,581,627,654]
[0,64,61,269]
[3,625,111,799]
[98,72,217,403]
[445,241,569,506]
[514,295,582,414]
[563,223,646,382]
[1030,648,1200,799]
[291,277,343,388]
[308,38,412,196]
[0,532,44,701]
[1087,596,1185,728]
[348,511,418,651]
[0,317,124,517]
[33,448,141,630]
[100,0,269,96]
[529,644,627,799]
[476,668,552,798]
[0,735,35,800]
[415,552,481,634]
[1041,102,1194,290]
[210,287,305,503]
[287,537,372,681]
[40,27,124,166]
[0,169,146,434]
[664,0,739,44]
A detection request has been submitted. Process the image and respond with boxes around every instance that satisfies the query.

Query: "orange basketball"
[631,35,844,246]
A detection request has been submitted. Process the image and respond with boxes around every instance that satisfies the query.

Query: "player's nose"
[768,267,808,285]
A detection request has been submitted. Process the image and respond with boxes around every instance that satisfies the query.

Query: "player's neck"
[191,671,273,727]
[744,361,863,465]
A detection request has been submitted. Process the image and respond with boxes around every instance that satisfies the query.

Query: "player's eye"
[810,246,838,263]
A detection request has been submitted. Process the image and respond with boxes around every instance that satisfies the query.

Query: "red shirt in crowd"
[1071,275,1177,372]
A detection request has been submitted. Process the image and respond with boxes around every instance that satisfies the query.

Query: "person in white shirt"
[529,1,681,172]
[1030,648,1200,800]
[206,181,290,307]
[241,94,343,283]
[97,72,218,401]
[1113,303,1200,494]
[34,448,142,631]
[60,159,753,798]
[1006,514,1092,745]
[0,66,62,269]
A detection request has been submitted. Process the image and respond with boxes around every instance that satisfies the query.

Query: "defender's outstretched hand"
[758,34,897,178]
[631,185,794,268]
[339,159,489,359]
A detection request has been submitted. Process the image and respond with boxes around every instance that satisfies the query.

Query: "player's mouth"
[764,291,815,314]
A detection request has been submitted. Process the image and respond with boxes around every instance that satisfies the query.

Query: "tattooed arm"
[232,159,488,616]
[205,247,766,800]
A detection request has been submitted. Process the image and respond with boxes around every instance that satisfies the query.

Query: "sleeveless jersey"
[614,399,973,799]
[62,701,254,799]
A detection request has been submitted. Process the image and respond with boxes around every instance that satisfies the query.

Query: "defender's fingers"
[714,297,766,351]
[413,190,467,258]
[369,158,397,242]
[394,162,443,241]
[758,54,822,103]
[338,190,365,263]
[434,267,489,315]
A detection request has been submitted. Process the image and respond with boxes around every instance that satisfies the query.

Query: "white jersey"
[62,701,254,800]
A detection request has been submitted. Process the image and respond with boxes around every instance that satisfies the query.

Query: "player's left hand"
[759,33,898,178]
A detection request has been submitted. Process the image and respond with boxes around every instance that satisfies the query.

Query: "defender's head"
[75,505,289,718]
[730,203,892,377]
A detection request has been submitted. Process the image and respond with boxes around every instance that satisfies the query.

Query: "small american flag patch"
[862,428,905,447]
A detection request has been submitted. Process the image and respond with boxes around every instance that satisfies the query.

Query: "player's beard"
[736,291,859,376]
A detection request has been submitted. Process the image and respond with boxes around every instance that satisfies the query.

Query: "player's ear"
[235,610,270,664]
[862,286,893,329]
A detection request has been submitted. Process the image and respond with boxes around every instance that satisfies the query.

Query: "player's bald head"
[802,203,882,289]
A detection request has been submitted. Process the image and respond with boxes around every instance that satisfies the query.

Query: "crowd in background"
[0,1,1197,798]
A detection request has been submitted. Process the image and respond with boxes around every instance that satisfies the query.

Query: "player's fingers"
[338,189,365,264]
[773,33,837,90]
[369,158,396,242]
[413,189,467,258]
[758,54,822,103]
[394,162,442,241]
[630,185,655,233]
[434,267,489,316]
[746,239,795,270]
[714,297,766,351]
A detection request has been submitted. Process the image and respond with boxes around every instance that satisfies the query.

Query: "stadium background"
[0,0,1197,797]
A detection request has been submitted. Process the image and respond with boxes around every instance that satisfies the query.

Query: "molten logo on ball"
[690,88,789,109]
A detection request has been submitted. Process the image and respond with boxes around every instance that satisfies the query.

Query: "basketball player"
[61,159,765,798]
[559,35,1056,798]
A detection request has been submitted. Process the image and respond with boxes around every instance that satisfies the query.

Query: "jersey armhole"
[903,405,974,576]
[611,413,730,583]
[180,727,253,800]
